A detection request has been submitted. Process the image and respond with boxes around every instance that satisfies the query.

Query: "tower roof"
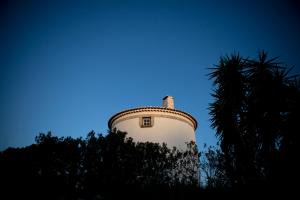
[108,106,197,130]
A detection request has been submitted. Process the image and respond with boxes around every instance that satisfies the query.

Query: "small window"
[141,116,153,127]
[143,117,151,126]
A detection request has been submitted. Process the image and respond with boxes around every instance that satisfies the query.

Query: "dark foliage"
[208,51,300,193]
[200,145,229,189]
[0,129,199,199]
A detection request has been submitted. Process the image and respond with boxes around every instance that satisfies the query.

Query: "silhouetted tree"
[0,129,200,199]
[209,51,300,191]
[200,144,228,189]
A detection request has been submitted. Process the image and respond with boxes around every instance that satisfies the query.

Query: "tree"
[208,53,249,186]
[209,51,300,190]
[0,129,200,199]
[200,144,228,189]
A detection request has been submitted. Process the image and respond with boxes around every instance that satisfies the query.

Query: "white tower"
[108,96,197,150]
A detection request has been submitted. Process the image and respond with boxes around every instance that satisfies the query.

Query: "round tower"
[108,96,197,150]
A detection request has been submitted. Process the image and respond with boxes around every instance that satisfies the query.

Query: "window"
[141,116,153,127]
[143,117,151,126]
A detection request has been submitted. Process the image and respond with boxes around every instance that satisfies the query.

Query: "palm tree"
[209,50,300,189]
[208,53,247,186]
[245,51,296,182]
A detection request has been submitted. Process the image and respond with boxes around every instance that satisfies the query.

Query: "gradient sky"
[1,0,299,151]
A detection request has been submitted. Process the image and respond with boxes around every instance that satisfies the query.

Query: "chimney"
[163,96,174,109]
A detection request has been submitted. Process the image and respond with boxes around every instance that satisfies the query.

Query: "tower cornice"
[108,107,197,130]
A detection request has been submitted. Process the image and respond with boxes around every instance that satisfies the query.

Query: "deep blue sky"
[1,0,299,151]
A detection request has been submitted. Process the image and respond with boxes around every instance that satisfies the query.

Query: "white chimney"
[163,96,174,109]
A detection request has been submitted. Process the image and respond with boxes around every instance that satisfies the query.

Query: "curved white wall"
[111,111,196,150]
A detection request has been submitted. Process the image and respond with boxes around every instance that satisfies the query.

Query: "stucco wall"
[112,111,196,150]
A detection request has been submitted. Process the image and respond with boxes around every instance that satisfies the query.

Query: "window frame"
[140,116,154,128]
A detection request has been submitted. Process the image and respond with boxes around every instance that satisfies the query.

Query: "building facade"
[108,96,197,150]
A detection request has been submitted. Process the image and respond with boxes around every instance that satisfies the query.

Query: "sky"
[1,0,300,151]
